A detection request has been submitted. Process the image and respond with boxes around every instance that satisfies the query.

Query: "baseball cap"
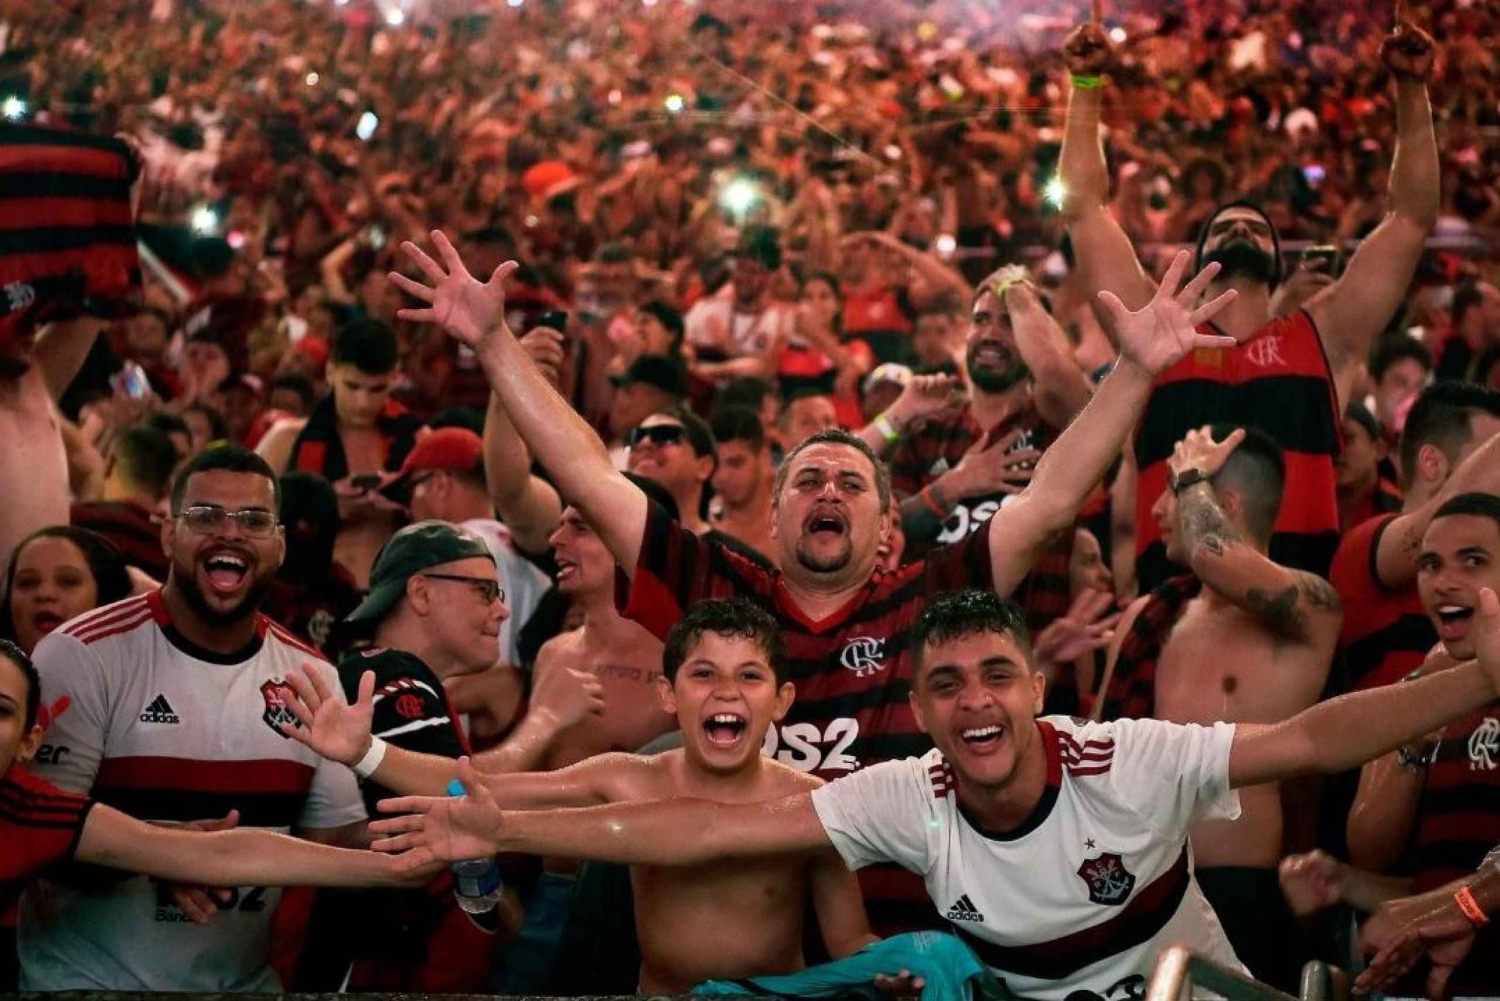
[380,427,483,503]
[344,521,494,625]
[610,353,687,397]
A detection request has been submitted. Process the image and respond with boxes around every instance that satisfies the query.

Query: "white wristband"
[351,737,388,779]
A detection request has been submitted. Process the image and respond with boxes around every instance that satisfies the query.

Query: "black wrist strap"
[1171,468,1211,495]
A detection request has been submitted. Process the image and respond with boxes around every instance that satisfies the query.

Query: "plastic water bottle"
[447,779,502,914]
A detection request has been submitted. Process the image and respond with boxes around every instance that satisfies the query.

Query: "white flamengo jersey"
[811,716,1245,1001]
[19,591,367,992]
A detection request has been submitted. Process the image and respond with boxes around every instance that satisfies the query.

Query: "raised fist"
[1380,21,1436,82]
[1062,23,1114,78]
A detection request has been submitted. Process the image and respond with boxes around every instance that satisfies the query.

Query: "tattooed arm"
[1175,479,1343,644]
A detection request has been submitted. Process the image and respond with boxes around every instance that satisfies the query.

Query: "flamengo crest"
[1077,852,1135,906]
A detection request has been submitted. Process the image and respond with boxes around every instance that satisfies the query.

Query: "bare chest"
[1155,601,1294,724]
[0,388,70,564]
[339,428,388,473]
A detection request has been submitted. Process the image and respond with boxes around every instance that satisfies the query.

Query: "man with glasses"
[625,407,717,536]
[19,446,370,991]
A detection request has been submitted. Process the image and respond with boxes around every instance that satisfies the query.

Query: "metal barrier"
[1145,945,1350,1001]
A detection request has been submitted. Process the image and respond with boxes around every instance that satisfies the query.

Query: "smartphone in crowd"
[1302,245,1344,278]
[111,361,152,402]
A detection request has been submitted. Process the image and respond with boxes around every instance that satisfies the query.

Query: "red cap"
[382,427,484,502]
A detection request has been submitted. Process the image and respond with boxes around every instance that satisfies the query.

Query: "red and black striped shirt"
[1134,310,1342,592]
[1329,515,1434,693]
[887,401,1073,628]
[0,766,94,909]
[0,124,139,342]
[71,499,169,582]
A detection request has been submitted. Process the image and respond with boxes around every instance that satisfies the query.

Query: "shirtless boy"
[1096,425,1341,986]
[283,598,876,994]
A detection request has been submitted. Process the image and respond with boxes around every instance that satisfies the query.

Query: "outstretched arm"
[1169,427,1343,644]
[1058,15,1156,314]
[1306,21,1439,398]
[370,759,832,870]
[390,233,647,573]
[998,275,1092,429]
[987,252,1237,595]
[76,804,427,889]
[1229,589,1500,787]
[279,663,604,796]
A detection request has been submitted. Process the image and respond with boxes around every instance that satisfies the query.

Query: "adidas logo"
[945,894,984,923]
[139,694,181,725]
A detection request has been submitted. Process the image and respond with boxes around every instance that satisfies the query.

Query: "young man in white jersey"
[19,446,371,992]
[372,587,1500,1001]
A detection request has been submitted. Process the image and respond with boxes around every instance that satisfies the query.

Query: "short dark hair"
[1344,401,1382,444]
[1399,382,1500,477]
[773,428,891,510]
[659,405,717,459]
[183,404,228,446]
[0,638,41,732]
[716,377,772,413]
[3,527,132,651]
[142,410,191,445]
[1369,338,1432,384]
[170,445,281,515]
[331,318,399,374]
[1206,424,1285,543]
[910,589,1032,674]
[269,373,317,412]
[711,405,766,451]
[1431,491,1500,538]
[113,426,180,501]
[662,597,788,685]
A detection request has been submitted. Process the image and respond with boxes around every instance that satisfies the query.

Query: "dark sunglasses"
[627,424,686,449]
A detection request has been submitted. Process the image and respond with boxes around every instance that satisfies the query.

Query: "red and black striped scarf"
[1099,574,1201,721]
[0,124,139,345]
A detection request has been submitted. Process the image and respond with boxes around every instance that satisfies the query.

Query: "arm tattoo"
[1295,572,1343,615]
[1243,574,1340,641]
[1177,483,1242,561]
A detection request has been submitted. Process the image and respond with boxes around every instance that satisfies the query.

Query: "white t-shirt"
[811,716,1244,1001]
[684,289,791,359]
[19,591,367,992]
[460,517,550,668]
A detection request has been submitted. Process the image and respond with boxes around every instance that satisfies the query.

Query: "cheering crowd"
[4,0,1500,996]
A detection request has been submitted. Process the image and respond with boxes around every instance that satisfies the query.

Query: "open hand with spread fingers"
[1099,251,1238,376]
[389,230,517,347]
[279,665,376,768]
[371,757,505,869]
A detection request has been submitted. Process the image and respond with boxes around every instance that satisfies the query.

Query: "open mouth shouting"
[703,711,749,748]
[199,549,254,598]
[555,556,579,585]
[805,508,849,541]
[1433,601,1476,643]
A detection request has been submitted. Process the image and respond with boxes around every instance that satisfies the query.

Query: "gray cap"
[344,521,493,625]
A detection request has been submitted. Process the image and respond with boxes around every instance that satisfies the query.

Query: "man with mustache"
[1059,15,1440,591]
[383,232,1236,932]
[18,446,371,991]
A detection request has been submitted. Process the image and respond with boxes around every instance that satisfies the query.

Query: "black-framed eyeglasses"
[626,424,686,449]
[421,573,504,605]
[178,505,279,537]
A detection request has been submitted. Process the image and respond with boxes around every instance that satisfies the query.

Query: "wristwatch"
[1170,468,1211,495]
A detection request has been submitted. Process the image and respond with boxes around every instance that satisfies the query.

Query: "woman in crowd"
[2,527,133,656]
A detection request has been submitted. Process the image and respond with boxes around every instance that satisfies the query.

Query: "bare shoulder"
[535,628,584,667]
[256,417,308,472]
[766,759,825,796]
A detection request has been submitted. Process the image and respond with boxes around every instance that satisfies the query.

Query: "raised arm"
[1373,431,1500,588]
[987,252,1237,594]
[1168,427,1343,644]
[370,759,832,870]
[482,330,563,556]
[390,232,647,571]
[1229,589,1500,787]
[34,317,109,402]
[1305,21,1439,400]
[1058,18,1156,313]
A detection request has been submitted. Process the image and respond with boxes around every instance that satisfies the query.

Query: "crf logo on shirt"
[840,637,886,677]
[1470,717,1500,771]
[261,679,301,737]
[1077,852,1136,906]
[394,693,425,720]
[1243,333,1287,368]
